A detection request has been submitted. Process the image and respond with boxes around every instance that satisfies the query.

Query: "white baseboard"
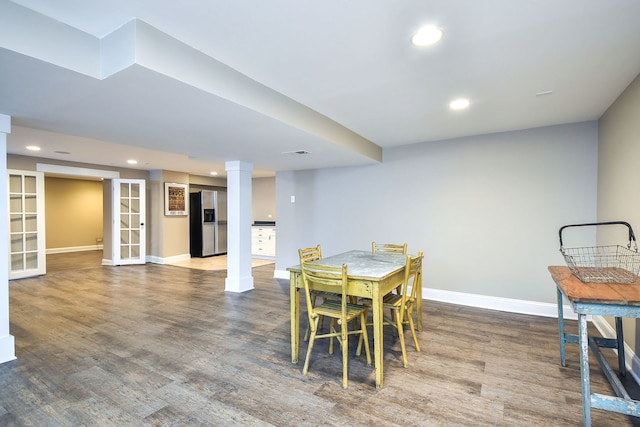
[47,245,103,254]
[632,354,640,388]
[424,287,578,320]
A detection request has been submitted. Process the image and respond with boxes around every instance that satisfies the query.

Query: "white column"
[224,161,254,292]
[0,114,16,363]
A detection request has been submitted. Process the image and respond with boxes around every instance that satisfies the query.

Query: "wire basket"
[559,221,640,284]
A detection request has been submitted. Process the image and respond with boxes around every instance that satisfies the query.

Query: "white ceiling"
[2,0,640,178]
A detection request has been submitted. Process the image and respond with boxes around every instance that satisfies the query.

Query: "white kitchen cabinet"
[252,226,276,258]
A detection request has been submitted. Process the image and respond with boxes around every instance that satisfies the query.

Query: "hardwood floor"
[45,251,275,273]
[45,250,105,274]
[2,256,640,426]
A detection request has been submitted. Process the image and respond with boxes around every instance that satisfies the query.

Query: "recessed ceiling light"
[411,25,444,47]
[535,90,553,96]
[449,98,470,110]
[127,159,138,165]
[26,145,41,151]
[210,171,218,176]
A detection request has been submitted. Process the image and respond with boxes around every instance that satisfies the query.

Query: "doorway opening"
[37,163,119,274]
[44,175,105,273]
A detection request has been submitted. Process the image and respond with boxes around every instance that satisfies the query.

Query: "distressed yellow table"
[288,250,420,389]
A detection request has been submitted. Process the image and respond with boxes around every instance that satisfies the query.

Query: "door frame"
[36,163,121,268]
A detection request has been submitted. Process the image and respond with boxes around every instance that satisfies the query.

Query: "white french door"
[7,170,46,279]
[112,179,146,265]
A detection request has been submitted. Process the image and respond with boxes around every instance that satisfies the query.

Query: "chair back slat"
[372,242,407,254]
[401,251,424,310]
[298,249,348,320]
[299,245,322,263]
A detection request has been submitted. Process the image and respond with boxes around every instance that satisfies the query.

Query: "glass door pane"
[112,179,146,265]
[7,170,45,279]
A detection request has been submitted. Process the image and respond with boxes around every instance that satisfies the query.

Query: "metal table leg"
[615,316,626,376]
[578,313,592,427]
[557,288,567,366]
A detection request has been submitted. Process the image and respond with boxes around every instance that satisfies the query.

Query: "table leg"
[290,273,300,364]
[615,316,626,376]
[416,276,423,331]
[578,313,592,427]
[372,286,384,389]
[557,287,566,367]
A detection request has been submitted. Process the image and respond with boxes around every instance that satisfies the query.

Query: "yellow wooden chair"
[299,245,334,341]
[372,242,408,254]
[300,262,372,388]
[372,242,408,295]
[381,251,423,367]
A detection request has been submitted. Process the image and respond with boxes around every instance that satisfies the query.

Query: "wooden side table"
[549,266,640,426]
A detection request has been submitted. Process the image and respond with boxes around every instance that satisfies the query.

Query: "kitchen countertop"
[253,221,276,226]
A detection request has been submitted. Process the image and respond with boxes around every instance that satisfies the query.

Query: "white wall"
[275,121,598,306]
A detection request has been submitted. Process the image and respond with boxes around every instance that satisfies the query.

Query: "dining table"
[287,249,422,389]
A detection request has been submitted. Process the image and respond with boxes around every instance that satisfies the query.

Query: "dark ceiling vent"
[282,150,310,155]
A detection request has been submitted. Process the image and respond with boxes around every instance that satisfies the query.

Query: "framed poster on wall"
[165,182,188,216]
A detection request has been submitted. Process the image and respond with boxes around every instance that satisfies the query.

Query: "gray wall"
[275,121,598,305]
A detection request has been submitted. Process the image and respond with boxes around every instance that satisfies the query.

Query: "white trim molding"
[47,245,103,254]
[36,163,120,179]
[424,287,578,320]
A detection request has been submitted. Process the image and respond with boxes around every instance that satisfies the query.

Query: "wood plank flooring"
[2,253,640,426]
[45,250,105,274]
[44,251,275,273]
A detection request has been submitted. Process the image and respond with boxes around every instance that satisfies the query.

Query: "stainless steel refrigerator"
[189,190,227,257]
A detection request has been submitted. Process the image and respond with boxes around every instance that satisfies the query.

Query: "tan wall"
[252,177,276,222]
[102,180,112,260]
[44,177,103,250]
[189,174,226,187]
[598,71,640,353]
[149,170,191,259]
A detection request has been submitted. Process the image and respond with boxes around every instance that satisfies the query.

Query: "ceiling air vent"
[282,150,310,155]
